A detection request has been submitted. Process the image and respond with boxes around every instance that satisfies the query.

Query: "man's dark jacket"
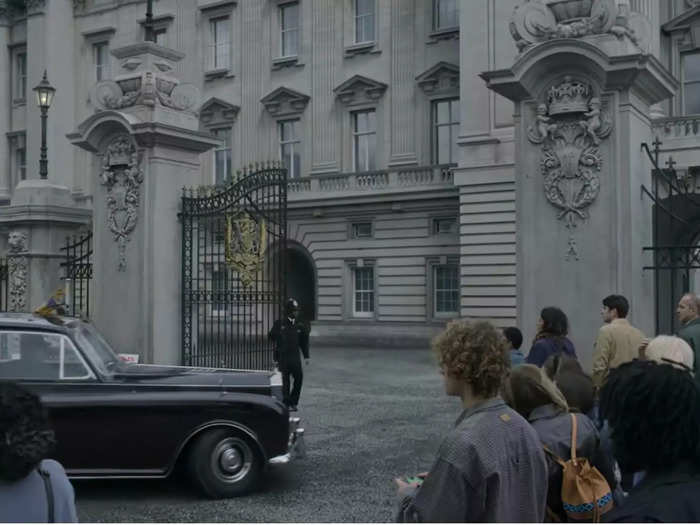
[678,317,700,374]
[268,318,309,367]
[604,463,700,522]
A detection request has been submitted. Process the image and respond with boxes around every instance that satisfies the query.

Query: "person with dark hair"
[395,320,547,522]
[268,298,310,412]
[543,353,595,416]
[503,326,525,367]
[591,294,645,392]
[502,365,617,522]
[600,360,700,522]
[0,381,77,522]
[676,293,700,375]
[526,307,577,367]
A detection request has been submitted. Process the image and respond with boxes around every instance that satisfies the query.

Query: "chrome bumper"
[268,416,306,465]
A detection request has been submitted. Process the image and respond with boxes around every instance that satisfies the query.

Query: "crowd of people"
[396,293,700,522]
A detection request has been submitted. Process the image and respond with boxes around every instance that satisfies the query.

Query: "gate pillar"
[481,3,677,369]
[68,42,218,365]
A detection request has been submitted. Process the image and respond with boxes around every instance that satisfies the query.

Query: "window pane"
[16,148,26,181]
[436,0,458,29]
[282,3,299,30]
[367,133,376,170]
[437,126,450,164]
[450,100,460,123]
[0,333,62,380]
[355,112,367,132]
[686,82,700,115]
[685,53,700,82]
[293,150,301,179]
[435,101,450,124]
[356,0,373,16]
[435,265,459,314]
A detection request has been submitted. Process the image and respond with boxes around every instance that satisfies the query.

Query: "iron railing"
[0,257,8,312]
[60,231,93,319]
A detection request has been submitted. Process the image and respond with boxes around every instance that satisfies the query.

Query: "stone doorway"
[286,243,316,323]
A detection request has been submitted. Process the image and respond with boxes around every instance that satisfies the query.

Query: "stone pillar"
[483,2,677,369]
[68,42,217,365]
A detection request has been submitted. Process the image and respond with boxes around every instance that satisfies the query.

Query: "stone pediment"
[416,62,459,95]
[199,97,240,129]
[333,75,388,106]
[663,5,700,47]
[260,87,310,117]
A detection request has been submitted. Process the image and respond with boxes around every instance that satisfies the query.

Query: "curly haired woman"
[0,381,77,523]
[395,320,547,522]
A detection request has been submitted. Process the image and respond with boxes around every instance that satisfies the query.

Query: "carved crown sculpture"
[547,76,591,115]
[509,0,641,52]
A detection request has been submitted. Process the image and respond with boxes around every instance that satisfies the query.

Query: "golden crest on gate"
[224,211,267,289]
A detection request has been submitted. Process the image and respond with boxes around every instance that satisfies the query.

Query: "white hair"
[645,335,694,373]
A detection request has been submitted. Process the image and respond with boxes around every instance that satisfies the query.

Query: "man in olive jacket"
[677,293,700,375]
[268,298,309,411]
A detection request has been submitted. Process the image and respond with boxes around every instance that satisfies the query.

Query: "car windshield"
[69,321,124,374]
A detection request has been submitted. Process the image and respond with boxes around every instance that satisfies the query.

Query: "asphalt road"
[75,346,462,523]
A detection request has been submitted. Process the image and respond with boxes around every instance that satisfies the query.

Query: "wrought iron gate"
[60,231,93,318]
[0,257,8,312]
[180,163,288,369]
[642,138,700,334]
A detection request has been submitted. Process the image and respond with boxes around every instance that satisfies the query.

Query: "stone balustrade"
[653,116,700,139]
[287,164,455,199]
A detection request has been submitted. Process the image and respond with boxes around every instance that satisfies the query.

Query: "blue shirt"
[510,349,526,367]
[526,337,577,367]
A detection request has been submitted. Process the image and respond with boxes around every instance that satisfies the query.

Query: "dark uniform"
[268,300,309,409]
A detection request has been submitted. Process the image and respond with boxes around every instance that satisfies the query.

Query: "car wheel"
[188,428,262,498]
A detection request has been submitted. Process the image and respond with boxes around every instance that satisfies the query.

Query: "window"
[212,128,232,185]
[351,222,372,238]
[0,332,94,381]
[280,2,299,58]
[353,110,376,172]
[209,17,230,70]
[433,0,458,31]
[433,217,457,234]
[279,120,301,179]
[354,0,375,44]
[433,99,460,164]
[15,53,26,100]
[353,267,374,317]
[15,147,26,182]
[154,28,167,45]
[684,52,700,115]
[434,265,459,315]
[94,42,110,82]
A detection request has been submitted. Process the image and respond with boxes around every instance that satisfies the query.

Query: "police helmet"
[285,298,300,314]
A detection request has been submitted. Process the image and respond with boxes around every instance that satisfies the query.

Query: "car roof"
[0,313,79,333]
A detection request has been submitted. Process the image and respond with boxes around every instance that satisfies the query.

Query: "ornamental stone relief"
[100,135,143,271]
[7,231,28,312]
[527,77,612,238]
[95,72,199,112]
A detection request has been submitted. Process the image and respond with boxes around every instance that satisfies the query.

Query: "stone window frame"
[6,131,26,189]
[431,97,460,165]
[278,118,302,179]
[344,258,378,320]
[211,127,233,185]
[137,13,175,47]
[429,215,458,236]
[427,0,459,44]
[682,50,700,115]
[198,1,237,80]
[270,0,305,70]
[82,27,116,85]
[9,44,27,106]
[426,255,460,321]
[343,0,382,58]
[347,219,374,239]
[199,97,240,184]
[351,108,378,172]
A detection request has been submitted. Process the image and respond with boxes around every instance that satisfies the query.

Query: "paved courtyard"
[74,345,461,522]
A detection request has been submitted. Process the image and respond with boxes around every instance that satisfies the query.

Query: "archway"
[286,243,316,322]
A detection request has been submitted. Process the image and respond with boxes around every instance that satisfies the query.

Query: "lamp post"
[33,70,56,180]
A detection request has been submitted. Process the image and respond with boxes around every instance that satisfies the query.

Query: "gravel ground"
[75,345,462,522]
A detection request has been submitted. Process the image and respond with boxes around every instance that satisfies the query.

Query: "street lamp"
[33,70,56,180]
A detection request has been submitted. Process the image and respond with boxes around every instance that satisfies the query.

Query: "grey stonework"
[0,0,699,368]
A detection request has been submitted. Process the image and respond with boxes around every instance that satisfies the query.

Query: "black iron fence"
[180,163,288,369]
[0,257,8,312]
[60,231,93,318]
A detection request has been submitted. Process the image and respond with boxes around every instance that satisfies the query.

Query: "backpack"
[543,413,614,522]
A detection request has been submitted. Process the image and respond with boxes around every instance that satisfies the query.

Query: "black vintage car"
[0,313,304,498]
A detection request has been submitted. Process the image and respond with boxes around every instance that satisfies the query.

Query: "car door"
[0,329,122,473]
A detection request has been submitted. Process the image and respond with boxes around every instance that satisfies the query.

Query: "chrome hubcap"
[210,437,253,484]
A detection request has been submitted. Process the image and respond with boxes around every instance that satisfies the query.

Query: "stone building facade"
[0,0,699,366]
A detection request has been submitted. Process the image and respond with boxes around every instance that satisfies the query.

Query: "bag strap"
[37,467,55,523]
[570,413,578,462]
[542,444,567,468]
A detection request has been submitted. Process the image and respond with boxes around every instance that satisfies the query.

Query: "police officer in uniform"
[268,298,309,411]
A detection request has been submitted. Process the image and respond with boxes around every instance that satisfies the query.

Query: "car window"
[0,331,94,381]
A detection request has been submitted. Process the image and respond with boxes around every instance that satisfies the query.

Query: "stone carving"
[100,135,143,271]
[95,74,198,112]
[224,211,267,290]
[565,235,580,261]
[527,77,612,229]
[7,231,28,312]
[510,0,644,52]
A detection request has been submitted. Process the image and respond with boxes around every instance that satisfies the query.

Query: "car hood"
[112,364,274,387]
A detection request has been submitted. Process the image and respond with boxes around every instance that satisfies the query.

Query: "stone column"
[68,42,217,365]
[483,2,677,369]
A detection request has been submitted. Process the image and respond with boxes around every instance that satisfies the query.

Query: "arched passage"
[285,243,317,322]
